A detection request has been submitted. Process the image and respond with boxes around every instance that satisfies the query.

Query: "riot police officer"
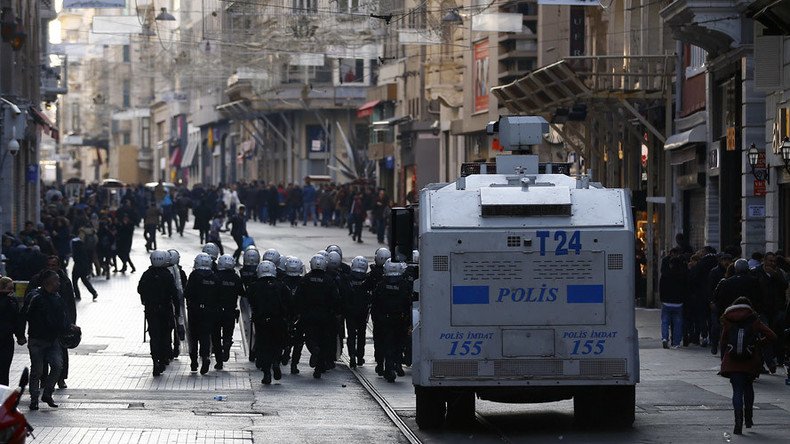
[327,251,349,367]
[203,242,220,272]
[276,256,288,280]
[213,254,244,369]
[262,249,281,269]
[346,256,373,368]
[247,261,289,384]
[137,250,179,376]
[370,247,391,374]
[371,259,411,382]
[326,245,352,275]
[240,248,261,289]
[167,249,188,359]
[283,257,305,373]
[294,254,338,378]
[184,253,217,374]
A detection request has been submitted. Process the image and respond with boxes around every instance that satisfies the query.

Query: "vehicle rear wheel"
[415,386,446,429]
[446,392,475,425]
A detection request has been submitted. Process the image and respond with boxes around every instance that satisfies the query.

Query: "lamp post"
[781,137,790,175]
[747,143,769,184]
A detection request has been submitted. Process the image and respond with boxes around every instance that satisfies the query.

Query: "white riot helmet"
[202,243,220,260]
[194,253,213,270]
[277,256,287,272]
[167,249,180,266]
[285,256,303,276]
[412,250,420,264]
[150,250,169,268]
[217,254,236,271]
[327,251,342,270]
[257,260,277,278]
[310,254,328,271]
[316,249,329,259]
[351,256,368,274]
[326,245,342,259]
[383,259,402,277]
[245,244,258,251]
[374,247,391,266]
[262,248,280,264]
[243,248,261,266]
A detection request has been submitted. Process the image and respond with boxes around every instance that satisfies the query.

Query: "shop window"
[337,0,360,13]
[122,80,131,108]
[122,45,130,63]
[338,59,365,84]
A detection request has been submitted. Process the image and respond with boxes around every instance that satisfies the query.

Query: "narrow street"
[8,221,789,443]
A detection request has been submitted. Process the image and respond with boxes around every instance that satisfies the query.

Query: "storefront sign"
[538,0,600,5]
[473,39,489,114]
[748,205,766,218]
[569,6,585,56]
[64,0,125,8]
[754,179,766,196]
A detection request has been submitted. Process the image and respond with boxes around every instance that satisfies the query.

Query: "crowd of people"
[138,243,415,386]
[658,235,790,434]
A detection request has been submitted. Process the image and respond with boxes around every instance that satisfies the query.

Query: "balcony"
[41,54,68,103]
[660,0,746,56]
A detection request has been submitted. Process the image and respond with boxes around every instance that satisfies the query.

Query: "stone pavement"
[8,220,404,443]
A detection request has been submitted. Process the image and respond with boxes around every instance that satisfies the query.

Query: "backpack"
[726,318,757,361]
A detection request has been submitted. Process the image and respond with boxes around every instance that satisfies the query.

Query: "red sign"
[756,152,766,169]
[473,39,489,114]
[754,179,766,197]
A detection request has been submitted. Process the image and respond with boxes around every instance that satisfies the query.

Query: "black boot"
[734,409,743,435]
[262,371,272,385]
[190,360,198,372]
[41,394,59,408]
[349,356,356,369]
[273,366,282,380]
[745,407,753,428]
[153,359,162,377]
[200,358,210,375]
[290,364,299,374]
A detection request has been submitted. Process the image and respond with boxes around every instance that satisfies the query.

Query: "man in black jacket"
[137,250,179,377]
[20,269,69,410]
[28,256,76,389]
[228,205,248,265]
[0,277,24,387]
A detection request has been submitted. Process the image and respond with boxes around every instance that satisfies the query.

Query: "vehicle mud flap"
[574,385,635,428]
[445,391,475,426]
[415,385,446,430]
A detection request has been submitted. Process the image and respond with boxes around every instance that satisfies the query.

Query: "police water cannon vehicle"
[408,115,638,429]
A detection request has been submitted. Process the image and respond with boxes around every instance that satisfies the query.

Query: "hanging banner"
[537,0,599,5]
[471,13,523,33]
[569,6,585,56]
[473,39,490,114]
[65,0,126,9]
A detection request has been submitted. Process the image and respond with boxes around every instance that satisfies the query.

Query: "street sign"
[748,205,766,218]
[754,179,766,196]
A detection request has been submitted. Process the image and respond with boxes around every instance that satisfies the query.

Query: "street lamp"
[155,7,176,21]
[747,143,769,184]
[782,137,790,175]
[442,9,463,24]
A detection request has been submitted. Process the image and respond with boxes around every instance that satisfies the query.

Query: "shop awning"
[664,125,706,151]
[181,137,199,168]
[357,100,380,118]
[29,107,59,142]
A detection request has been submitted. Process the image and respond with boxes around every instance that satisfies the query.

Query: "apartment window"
[122,132,131,145]
[337,0,359,13]
[122,80,131,108]
[338,59,364,84]
[70,103,80,133]
[141,117,150,150]
[292,0,317,13]
[685,45,706,78]
[122,45,130,63]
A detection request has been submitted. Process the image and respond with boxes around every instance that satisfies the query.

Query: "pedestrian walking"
[137,250,179,377]
[144,203,160,252]
[718,297,776,435]
[116,215,136,273]
[350,192,365,243]
[302,180,317,226]
[659,256,689,349]
[70,237,98,301]
[228,205,248,265]
[0,277,24,387]
[20,269,69,410]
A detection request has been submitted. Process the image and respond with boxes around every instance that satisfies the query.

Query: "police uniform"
[368,263,386,373]
[137,266,178,375]
[345,271,373,367]
[170,264,188,358]
[213,269,244,367]
[371,274,411,382]
[281,274,302,369]
[294,269,338,377]
[184,268,217,373]
[246,276,289,383]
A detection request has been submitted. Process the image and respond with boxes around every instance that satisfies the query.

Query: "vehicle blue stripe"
[452,286,490,304]
[566,284,604,303]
